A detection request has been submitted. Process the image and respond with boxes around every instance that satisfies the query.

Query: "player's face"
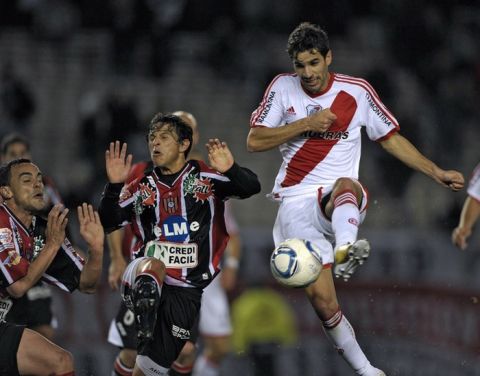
[2,142,31,163]
[7,163,46,212]
[148,125,188,173]
[293,49,332,94]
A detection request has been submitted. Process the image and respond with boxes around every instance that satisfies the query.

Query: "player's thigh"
[274,194,334,265]
[17,328,73,375]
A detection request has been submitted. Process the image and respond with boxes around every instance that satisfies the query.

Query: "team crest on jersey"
[183,174,213,202]
[162,196,178,214]
[306,104,323,115]
[32,235,45,261]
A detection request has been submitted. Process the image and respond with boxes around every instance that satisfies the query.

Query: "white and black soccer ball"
[270,238,323,288]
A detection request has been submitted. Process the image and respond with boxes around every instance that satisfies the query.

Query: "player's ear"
[179,139,190,153]
[0,186,13,200]
[325,50,332,66]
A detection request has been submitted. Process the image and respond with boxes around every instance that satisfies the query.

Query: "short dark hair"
[0,158,32,186]
[287,22,330,59]
[0,133,30,156]
[148,112,193,158]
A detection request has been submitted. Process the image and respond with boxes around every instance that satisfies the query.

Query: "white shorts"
[272,184,368,266]
[199,273,231,336]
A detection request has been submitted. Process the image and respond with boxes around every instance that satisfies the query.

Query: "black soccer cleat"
[133,279,160,340]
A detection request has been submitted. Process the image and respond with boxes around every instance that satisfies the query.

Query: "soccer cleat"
[133,279,160,340]
[333,239,370,282]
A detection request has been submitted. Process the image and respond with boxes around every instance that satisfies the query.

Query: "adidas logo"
[287,106,296,114]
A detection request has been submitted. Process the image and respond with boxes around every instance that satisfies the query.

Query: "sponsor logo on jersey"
[301,130,349,140]
[258,91,276,122]
[306,104,323,115]
[3,250,21,267]
[119,186,132,201]
[139,183,156,206]
[159,216,199,242]
[183,174,213,202]
[32,235,45,261]
[172,324,191,340]
[0,228,13,244]
[0,297,13,320]
[286,106,296,114]
[365,92,392,127]
[145,240,198,268]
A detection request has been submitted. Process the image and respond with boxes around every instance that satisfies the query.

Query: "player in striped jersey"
[452,162,480,250]
[0,158,105,375]
[247,22,464,375]
[99,113,260,376]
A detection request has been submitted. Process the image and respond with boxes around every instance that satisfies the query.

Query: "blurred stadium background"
[1,0,479,375]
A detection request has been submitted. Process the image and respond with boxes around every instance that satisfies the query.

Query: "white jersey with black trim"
[250,72,400,199]
[468,163,480,202]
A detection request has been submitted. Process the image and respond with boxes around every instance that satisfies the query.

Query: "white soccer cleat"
[333,239,370,282]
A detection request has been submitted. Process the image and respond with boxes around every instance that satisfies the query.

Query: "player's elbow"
[6,283,28,299]
[246,135,263,153]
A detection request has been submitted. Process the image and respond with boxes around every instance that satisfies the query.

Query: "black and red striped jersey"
[99,160,260,289]
[0,204,84,298]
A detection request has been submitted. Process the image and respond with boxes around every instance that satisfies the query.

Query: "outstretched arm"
[77,203,104,294]
[452,196,480,250]
[380,133,464,191]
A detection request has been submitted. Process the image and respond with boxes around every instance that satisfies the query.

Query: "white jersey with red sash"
[250,72,400,199]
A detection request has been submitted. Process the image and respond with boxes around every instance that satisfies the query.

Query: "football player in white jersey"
[247,22,464,375]
[452,162,480,250]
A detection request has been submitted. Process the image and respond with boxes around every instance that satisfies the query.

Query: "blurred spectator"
[0,63,36,138]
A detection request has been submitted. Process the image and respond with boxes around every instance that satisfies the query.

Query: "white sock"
[331,191,360,249]
[323,311,376,375]
[192,354,219,376]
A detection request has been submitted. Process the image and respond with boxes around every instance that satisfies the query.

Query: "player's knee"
[176,341,196,365]
[139,258,165,274]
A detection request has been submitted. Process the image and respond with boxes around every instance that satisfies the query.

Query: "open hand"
[105,141,133,183]
[45,204,69,249]
[78,203,104,253]
[206,139,234,173]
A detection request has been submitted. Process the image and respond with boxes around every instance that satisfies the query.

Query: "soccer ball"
[270,238,323,288]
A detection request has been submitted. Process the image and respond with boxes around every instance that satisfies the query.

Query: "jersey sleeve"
[202,163,261,201]
[467,163,480,202]
[99,182,136,233]
[0,227,29,290]
[250,74,287,128]
[359,81,400,141]
[42,238,84,292]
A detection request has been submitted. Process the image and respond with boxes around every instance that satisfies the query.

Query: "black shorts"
[136,284,202,368]
[110,300,138,350]
[0,321,24,376]
[5,284,53,329]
